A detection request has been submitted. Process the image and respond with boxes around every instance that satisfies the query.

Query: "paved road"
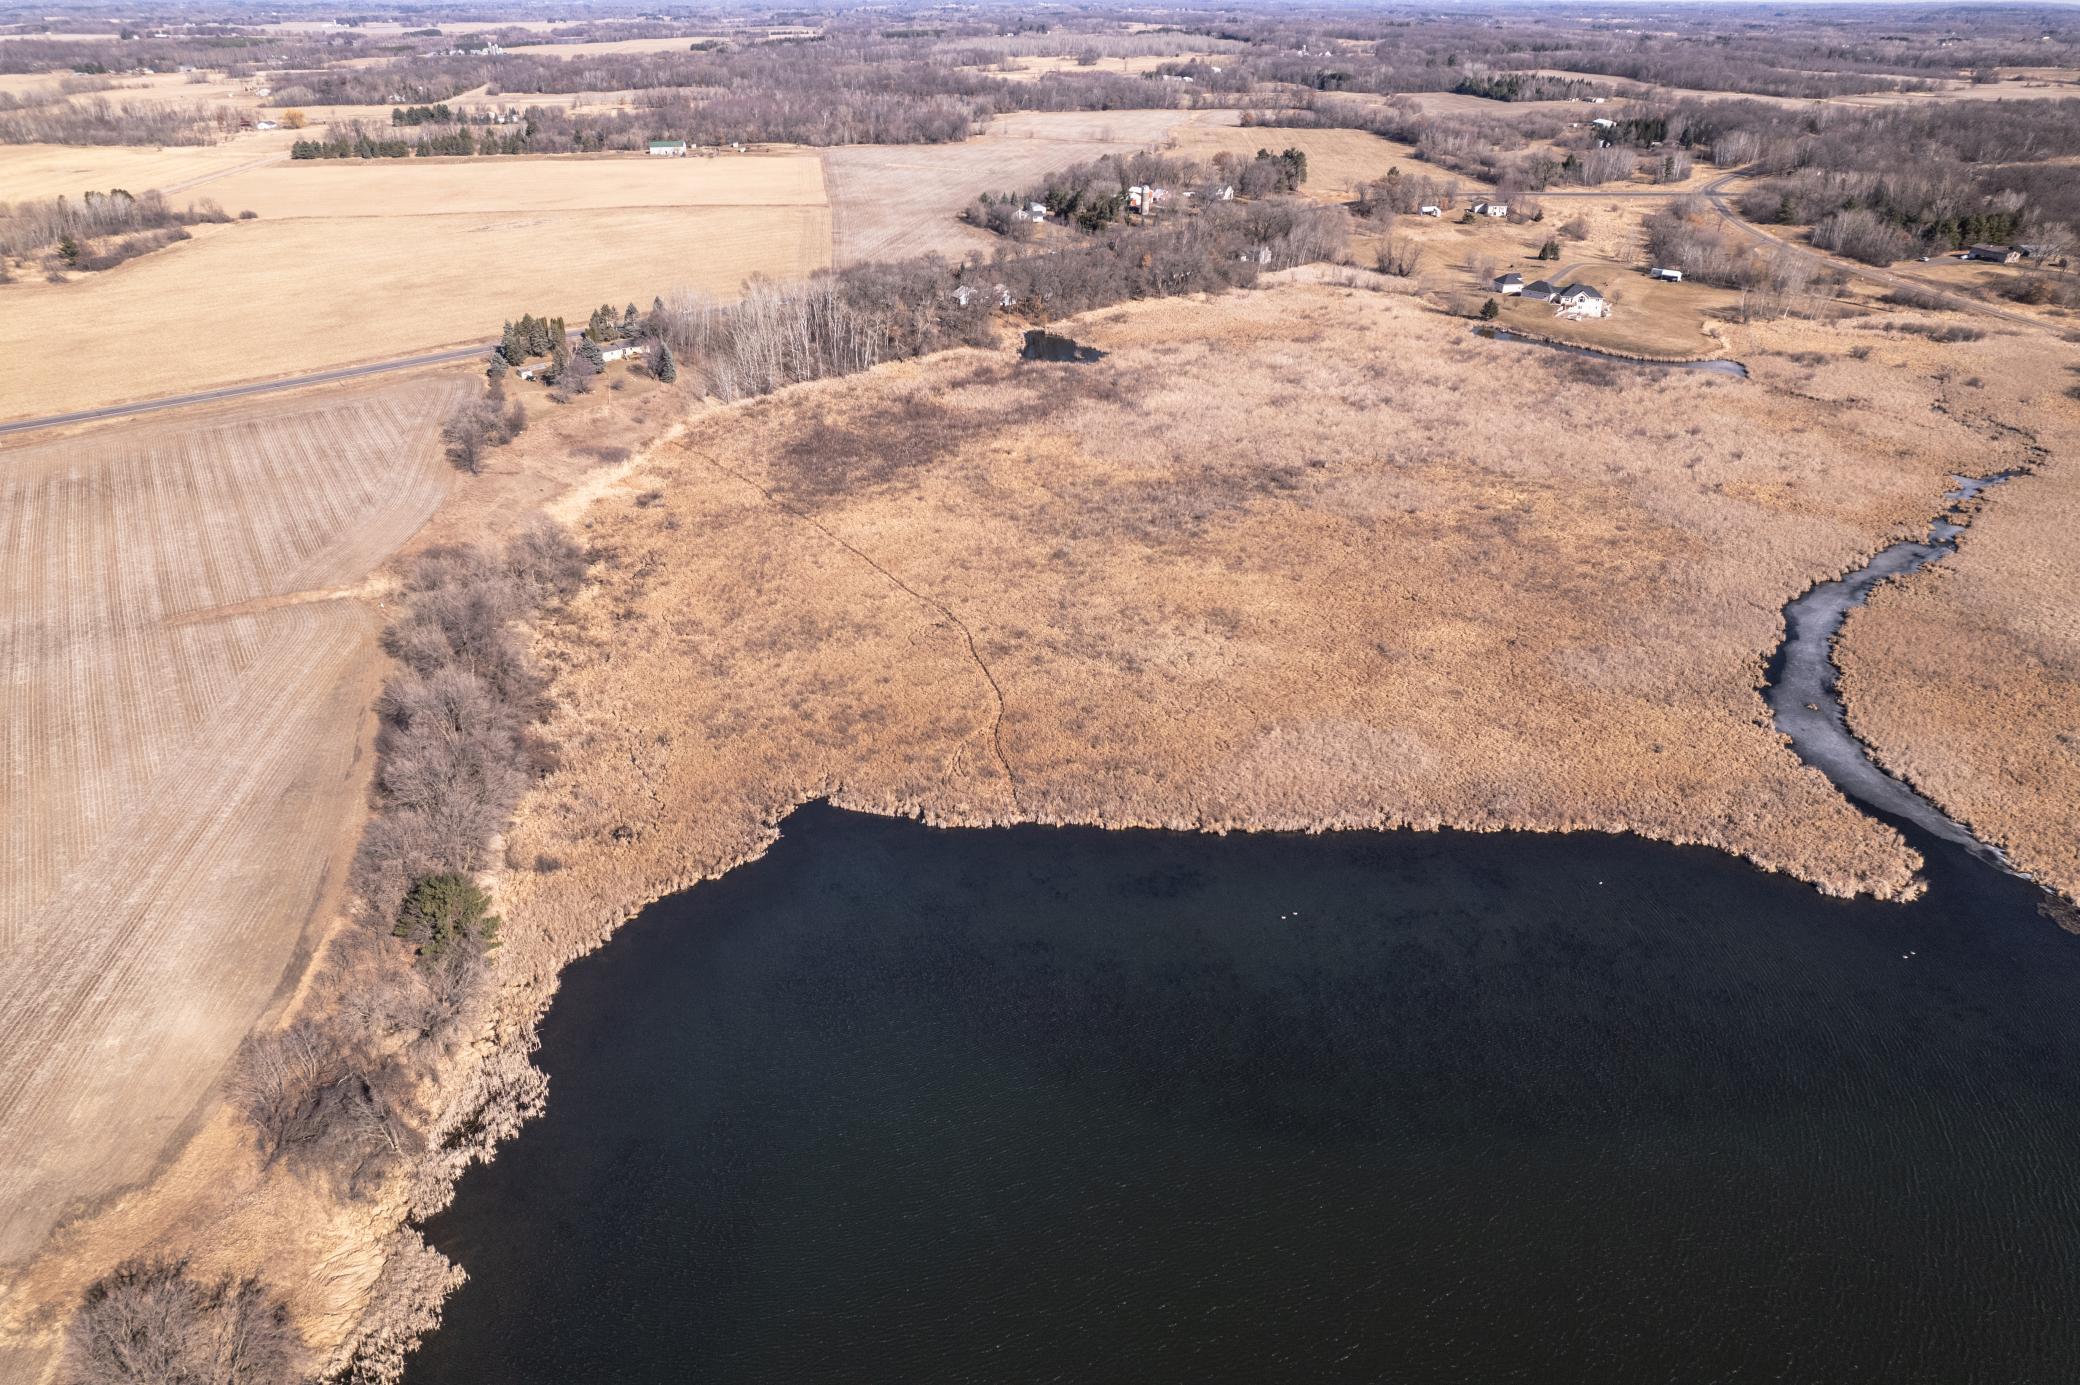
[0,344,489,439]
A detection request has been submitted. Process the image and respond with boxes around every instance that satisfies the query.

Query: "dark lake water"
[409,804,2079,1384]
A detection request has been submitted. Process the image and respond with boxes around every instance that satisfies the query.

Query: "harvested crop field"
[0,377,458,1270]
[0,136,296,203]
[500,278,2033,1031]
[824,108,1230,264]
[0,166,829,420]
[197,149,828,218]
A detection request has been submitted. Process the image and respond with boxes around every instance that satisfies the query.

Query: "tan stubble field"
[0,378,459,1272]
[0,150,832,420]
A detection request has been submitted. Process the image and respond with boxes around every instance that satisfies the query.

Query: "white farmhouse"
[1555,283,1611,319]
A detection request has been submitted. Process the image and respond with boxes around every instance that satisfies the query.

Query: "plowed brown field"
[0,378,458,1268]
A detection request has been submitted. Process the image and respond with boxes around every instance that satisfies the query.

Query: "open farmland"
[0,378,458,1269]
[1170,124,1443,201]
[0,134,297,202]
[505,35,729,58]
[971,52,1229,82]
[0,153,829,421]
[825,108,1231,264]
[199,149,829,217]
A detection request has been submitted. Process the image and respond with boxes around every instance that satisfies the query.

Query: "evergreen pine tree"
[651,341,678,383]
[394,872,501,963]
[623,303,640,333]
[577,337,604,370]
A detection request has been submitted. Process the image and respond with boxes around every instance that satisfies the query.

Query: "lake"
[408,804,2079,1384]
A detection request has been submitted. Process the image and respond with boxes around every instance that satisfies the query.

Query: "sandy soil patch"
[0,377,459,1277]
[0,200,828,420]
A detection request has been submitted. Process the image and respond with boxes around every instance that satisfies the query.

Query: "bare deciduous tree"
[63,1259,305,1385]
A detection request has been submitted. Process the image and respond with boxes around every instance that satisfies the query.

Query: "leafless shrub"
[1811,209,1915,266]
[1879,285,1952,311]
[1376,236,1421,277]
[348,527,586,927]
[63,1259,305,1385]
[1998,275,2080,308]
[1857,319,1987,343]
[438,384,525,475]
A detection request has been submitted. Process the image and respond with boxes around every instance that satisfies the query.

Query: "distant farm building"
[1494,272,1524,295]
[1649,266,1684,282]
[648,140,688,157]
[1127,184,1169,212]
[1522,279,1561,302]
[1473,201,1509,218]
[1418,203,1443,217]
[1966,243,2021,263]
[599,344,642,363]
[1591,117,1617,129]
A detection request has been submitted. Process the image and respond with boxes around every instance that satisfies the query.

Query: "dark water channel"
[1765,472,2019,873]
[1476,326,1748,377]
[410,802,2080,1384]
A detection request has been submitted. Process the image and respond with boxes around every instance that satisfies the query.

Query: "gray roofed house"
[1555,283,1611,319]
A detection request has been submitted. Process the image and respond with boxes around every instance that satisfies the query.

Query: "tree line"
[63,524,588,1385]
[652,196,1348,402]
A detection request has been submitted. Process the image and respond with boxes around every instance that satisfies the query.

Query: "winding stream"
[1763,473,2018,872]
[1475,327,1748,376]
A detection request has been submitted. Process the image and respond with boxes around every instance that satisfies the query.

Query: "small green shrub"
[394,872,501,963]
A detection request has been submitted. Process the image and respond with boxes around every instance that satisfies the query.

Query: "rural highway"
[0,344,489,438]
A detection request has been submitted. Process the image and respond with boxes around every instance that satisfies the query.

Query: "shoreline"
[341,290,2047,1376]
